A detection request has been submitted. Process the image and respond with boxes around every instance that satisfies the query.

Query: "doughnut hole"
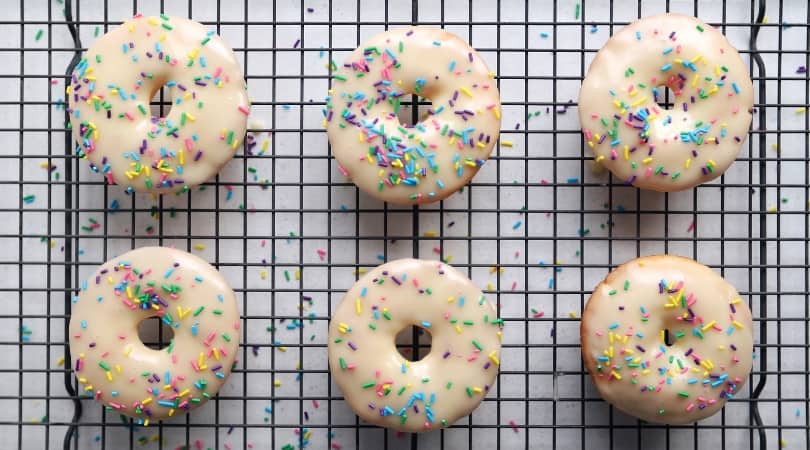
[652,85,677,111]
[663,328,675,346]
[148,81,174,119]
[393,93,436,129]
[395,325,433,362]
[137,316,175,351]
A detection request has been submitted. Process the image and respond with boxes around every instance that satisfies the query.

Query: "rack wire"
[1,0,808,448]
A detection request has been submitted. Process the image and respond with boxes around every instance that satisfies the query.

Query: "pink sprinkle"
[509,419,520,433]
[687,221,695,232]
[313,399,319,408]
[238,105,250,115]
[185,138,194,150]
[317,248,327,260]
[337,164,349,177]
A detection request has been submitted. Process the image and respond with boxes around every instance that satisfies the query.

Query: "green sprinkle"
[368,323,376,330]
[608,289,617,296]
[575,3,581,19]
[677,391,689,398]
[213,309,222,315]
[472,339,483,351]
[35,29,44,41]
[446,382,453,389]
[284,270,290,281]
[333,74,347,81]
[98,361,111,371]
[658,409,665,414]
[696,25,704,32]
[362,381,376,389]
[382,311,392,320]
[465,386,474,397]
[623,280,630,291]
[339,357,347,370]
[397,386,407,395]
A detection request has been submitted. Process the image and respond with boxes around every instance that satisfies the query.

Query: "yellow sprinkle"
[701,320,716,331]
[488,351,500,365]
[144,419,150,426]
[610,370,622,380]
[472,386,483,394]
[353,268,367,275]
[692,74,700,87]
[501,140,513,147]
[731,297,742,304]
[295,269,301,280]
[147,16,159,25]
[595,155,605,162]
[124,345,133,356]
[455,324,462,334]
[187,48,199,59]
[105,371,113,381]
[56,355,65,366]
[493,107,501,119]
[659,329,665,342]
[567,311,577,318]
[274,379,282,387]
[460,86,473,97]
[231,138,240,150]
[771,143,779,152]
[732,320,744,329]
[690,54,702,64]
[623,145,629,160]
[486,283,494,291]
[142,397,152,405]
[796,107,806,114]
[193,243,205,250]
[642,157,653,165]
[630,96,647,107]
[768,205,778,212]
[447,296,456,303]
[355,299,362,315]
[685,158,691,169]
[423,230,438,237]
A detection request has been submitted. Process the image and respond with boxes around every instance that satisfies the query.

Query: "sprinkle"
[35,29,44,41]
[501,140,513,147]
[23,194,36,204]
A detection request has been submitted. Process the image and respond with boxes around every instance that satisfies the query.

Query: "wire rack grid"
[1,0,808,448]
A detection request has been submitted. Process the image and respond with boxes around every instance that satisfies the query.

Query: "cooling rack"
[1,0,808,448]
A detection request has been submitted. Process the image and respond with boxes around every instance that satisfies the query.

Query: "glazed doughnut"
[324,26,501,204]
[69,247,240,424]
[328,259,502,432]
[67,15,249,194]
[578,13,753,191]
[580,255,753,424]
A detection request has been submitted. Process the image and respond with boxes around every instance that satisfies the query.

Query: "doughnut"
[323,26,501,204]
[67,15,249,194]
[578,13,753,191]
[580,255,753,424]
[328,259,502,432]
[68,247,240,424]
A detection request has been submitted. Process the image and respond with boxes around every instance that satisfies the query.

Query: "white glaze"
[579,13,753,191]
[328,259,502,432]
[68,15,248,194]
[69,247,240,423]
[581,255,753,424]
[324,26,501,204]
